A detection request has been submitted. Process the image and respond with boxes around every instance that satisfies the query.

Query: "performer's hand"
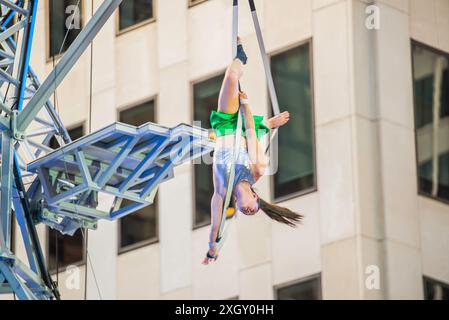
[267,111,290,129]
[239,91,250,108]
[239,91,248,101]
[202,248,218,265]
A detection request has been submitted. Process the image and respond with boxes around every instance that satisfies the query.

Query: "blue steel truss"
[0,0,215,299]
[27,122,214,235]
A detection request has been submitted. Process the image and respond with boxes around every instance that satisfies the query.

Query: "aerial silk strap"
[248,0,280,115]
[248,0,281,153]
[215,0,242,251]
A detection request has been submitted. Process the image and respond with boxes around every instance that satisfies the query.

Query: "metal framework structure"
[0,0,214,299]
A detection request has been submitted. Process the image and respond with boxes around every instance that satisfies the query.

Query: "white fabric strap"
[216,0,241,251]
[249,0,281,153]
[249,1,280,116]
[240,98,249,105]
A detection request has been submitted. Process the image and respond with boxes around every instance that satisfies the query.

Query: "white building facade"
[3,0,449,300]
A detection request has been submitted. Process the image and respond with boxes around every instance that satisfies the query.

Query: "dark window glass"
[49,0,82,57]
[424,277,449,300]
[48,229,84,272]
[119,0,153,32]
[119,100,155,126]
[276,276,321,300]
[49,125,83,149]
[412,43,449,203]
[119,100,158,251]
[193,74,223,227]
[119,198,157,249]
[271,43,315,200]
[48,125,85,272]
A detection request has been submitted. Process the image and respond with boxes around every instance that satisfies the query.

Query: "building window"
[189,0,208,7]
[118,0,154,33]
[192,73,223,228]
[48,228,84,273]
[271,42,316,200]
[49,0,83,58]
[424,277,449,300]
[48,125,85,272]
[49,125,83,149]
[412,43,449,204]
[275,275,322,300]
[118,100,158,252]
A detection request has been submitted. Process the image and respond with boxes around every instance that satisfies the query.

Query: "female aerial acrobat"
[203,38,303,265]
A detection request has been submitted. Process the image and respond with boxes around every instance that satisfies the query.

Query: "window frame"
[116,96,160,254]
[411,39,449,207]
[273,273,322,300]
[268,38,318,203]
[116,0,157,36]
[117,197,159,255]
[46,0,84,61]
[46,123,87,274]
[46,229,87,275]
[423,276,449,300]
[190,69,226,230]
[116,95,158,125]
[188,0,208,8]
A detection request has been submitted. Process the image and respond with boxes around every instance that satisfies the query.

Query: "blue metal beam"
[140,139,192,198]
[0,131,14,249]
[12,187,38,273]
[0,19,27,43]
[96,136,139,187]
[119,137,171,193]
[16,0,38,111]
[0,261,36,300]
[17,0,124,132]
[110,201,148,220]
[12,156,59,299]
[0,0,28,16]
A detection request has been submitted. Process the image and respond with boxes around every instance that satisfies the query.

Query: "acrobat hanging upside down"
[203,38,303,265]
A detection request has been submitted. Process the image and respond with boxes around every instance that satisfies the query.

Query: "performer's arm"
[203,170,225,265]
[239,92,268,180]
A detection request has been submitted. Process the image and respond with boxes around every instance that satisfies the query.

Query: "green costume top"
[210,110,270,141]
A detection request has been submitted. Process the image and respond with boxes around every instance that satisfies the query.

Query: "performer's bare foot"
[267,111,290,129]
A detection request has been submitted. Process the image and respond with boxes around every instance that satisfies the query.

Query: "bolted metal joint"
[10,110,25,141]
